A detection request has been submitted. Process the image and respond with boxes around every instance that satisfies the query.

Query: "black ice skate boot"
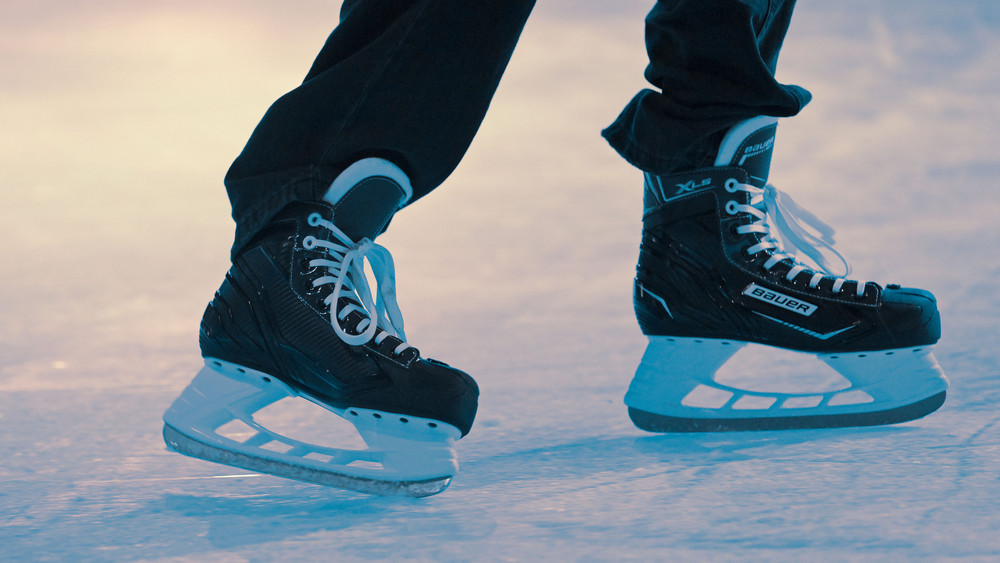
[627,116,948,432]
[163,158,477,497]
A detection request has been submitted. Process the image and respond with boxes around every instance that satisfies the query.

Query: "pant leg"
[602,0,811,175]
[225,0,535,257]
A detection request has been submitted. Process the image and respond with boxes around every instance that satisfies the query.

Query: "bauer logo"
[743,283,817,316]
[738,136,775,166]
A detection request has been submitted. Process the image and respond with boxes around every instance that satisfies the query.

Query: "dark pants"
[224,0,810,256]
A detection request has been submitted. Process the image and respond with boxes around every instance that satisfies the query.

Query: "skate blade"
[162,361,460,497]
[628,391,946,432]
[163,423,451,497]
[625,337,949,432]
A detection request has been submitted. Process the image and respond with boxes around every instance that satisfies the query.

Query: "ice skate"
[163,158,478,497]
[627,117,948,432]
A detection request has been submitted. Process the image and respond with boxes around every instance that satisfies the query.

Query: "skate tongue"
[323,158,413,241]
[714,116,778,188]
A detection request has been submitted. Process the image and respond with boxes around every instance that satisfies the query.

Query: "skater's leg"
[602,0,810,175]
[225,0,535,256]
[165,1,535,495]
[609,0,947,431]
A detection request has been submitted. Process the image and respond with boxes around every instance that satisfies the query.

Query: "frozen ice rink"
[2,0,999,560]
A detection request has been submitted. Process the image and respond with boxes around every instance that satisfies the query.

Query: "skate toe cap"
[354,358,480,437]
[881,286,941,344]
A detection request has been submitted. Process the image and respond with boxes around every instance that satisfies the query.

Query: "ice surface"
[2,0,999,560]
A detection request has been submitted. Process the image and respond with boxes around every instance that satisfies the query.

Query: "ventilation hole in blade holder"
[304,452,334,463]
[399,418,409,424]
[347,460,384,470]
[732,395,778,410]
[254,395,368,450]
[717,343,851,394]
[828,389,874,406]
[428,422,438,428]
[259,441,294,454]
[681,385,733,408]
[780,396,824,409]
[215,419,257,442]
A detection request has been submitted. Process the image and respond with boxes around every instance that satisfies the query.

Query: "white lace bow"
[725,179,868,296]
[302,212,410,354]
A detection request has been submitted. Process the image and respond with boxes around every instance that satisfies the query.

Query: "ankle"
[322,158,412,242]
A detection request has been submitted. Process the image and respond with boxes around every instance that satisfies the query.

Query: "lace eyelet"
[725,201,740,215]
[853,283,869,299]
[724,178,739,193]
[307,213,323,227]
[302,235,317,250]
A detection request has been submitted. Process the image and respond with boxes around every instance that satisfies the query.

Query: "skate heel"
[162,359,459,497]
[625,337,745,416]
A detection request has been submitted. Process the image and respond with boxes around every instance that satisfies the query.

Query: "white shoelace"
[724,178,868,297]
[302,212,410,354]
